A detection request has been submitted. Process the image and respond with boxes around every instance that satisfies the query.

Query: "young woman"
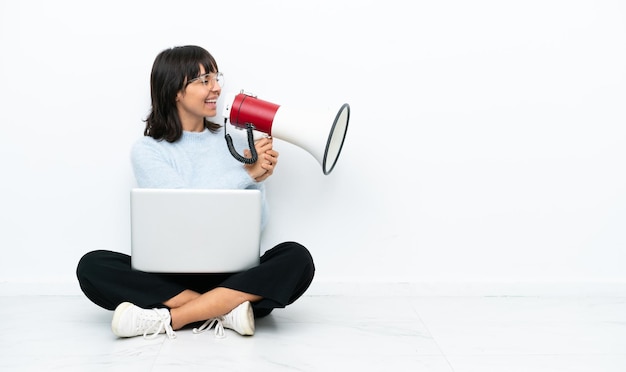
[76,45,315,339]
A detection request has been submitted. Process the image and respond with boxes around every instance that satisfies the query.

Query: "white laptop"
[130,188,262,273]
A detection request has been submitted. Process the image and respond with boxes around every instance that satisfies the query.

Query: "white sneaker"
[222,301,255,336]
[111,302,176,339]
[193,301,255,338]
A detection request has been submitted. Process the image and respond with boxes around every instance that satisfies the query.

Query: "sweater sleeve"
[130,138,187,189]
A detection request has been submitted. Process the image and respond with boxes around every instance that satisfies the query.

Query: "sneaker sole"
[111,302,134,337]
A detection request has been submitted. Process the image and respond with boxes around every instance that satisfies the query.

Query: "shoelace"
[192,317,226,338]
[143,309,176,340]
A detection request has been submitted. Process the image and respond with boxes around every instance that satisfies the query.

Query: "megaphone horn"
[223,91,350,175]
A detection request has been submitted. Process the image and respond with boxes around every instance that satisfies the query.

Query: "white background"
[1,0,624,294]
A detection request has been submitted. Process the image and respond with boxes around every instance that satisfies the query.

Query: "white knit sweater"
[130,128,268,228]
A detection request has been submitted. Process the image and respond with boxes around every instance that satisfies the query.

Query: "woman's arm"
[130,139,187,188]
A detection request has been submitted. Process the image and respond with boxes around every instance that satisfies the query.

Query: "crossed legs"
[165,287,262,330]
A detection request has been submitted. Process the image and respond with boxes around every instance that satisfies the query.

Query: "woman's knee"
[277,241,312,259]
[76,250,126,281]
[294,243,315,273]
[76,250,102,280]
[284,242,316,282]
[76,250,127,311]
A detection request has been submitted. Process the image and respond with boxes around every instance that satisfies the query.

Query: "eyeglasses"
[186,72,224,89]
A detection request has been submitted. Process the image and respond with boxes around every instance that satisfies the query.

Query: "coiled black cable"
[224,119,258,164]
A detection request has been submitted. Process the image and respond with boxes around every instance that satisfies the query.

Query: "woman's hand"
[244,137,279,182]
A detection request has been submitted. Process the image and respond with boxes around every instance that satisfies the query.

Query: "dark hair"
[144,45,222,142]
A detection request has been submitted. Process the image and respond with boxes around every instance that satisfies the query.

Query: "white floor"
[1,285,626,371]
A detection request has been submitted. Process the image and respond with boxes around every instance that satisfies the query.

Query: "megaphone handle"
[225,123,258,164]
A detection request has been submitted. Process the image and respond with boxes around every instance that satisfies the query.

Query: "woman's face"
[176,66,222,126]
